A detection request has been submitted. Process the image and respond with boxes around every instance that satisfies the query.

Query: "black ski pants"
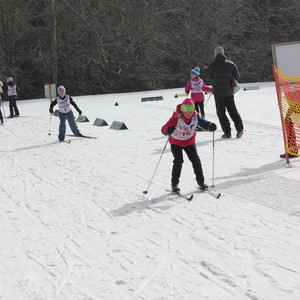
[214,95,243,135]
[8,96,20,116]
[195,101,205,117]
[170,143,204,187]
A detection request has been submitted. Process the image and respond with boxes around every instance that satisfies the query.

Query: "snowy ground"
[0,82,300,300]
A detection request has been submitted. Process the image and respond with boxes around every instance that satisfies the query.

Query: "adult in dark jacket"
[205,47,244,138]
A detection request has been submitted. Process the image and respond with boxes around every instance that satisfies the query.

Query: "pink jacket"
[185,77,212,102]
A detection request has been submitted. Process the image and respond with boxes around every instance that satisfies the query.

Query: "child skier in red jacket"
[161,98,216,193]
[185,67,212,119]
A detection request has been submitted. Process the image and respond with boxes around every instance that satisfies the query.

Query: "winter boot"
[222,133,231,139]
[236,132,243,138]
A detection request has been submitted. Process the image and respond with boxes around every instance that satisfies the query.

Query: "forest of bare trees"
[0,0,300,99]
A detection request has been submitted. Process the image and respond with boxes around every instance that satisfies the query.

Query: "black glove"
[49,108,54,114]
[78,109,82,115]
[208,123,217,132]
[167,126,176,135]
[185,90,189,95]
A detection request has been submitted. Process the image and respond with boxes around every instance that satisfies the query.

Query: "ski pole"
[1,101,6,122]
[143,138,169,194]
[204,92,213,108]
[211,131,215,187]
[48,113,52,135]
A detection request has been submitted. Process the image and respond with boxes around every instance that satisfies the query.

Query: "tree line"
[0,0,299,99]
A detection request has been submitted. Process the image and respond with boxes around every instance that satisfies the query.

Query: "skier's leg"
[58,112,67,141]
[170,144,184,188]
[184,144,205,185]
[67,111,81,136]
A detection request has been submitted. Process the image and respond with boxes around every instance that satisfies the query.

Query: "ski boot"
[199,183,209,191]
[171,185,180,193]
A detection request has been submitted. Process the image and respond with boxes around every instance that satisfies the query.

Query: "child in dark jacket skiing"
[49,85,83,142]
[161,98,217,193]
[185,67,213,119]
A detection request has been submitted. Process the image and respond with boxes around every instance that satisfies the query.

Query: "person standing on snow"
[161,98,217,193]
[49,85,83,142]
[205,47,244,139]
[185,67,213,119]
[6,77,20,118]
[0,80,4,124]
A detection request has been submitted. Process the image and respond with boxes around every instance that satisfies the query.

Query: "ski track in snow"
[1,83,300,299]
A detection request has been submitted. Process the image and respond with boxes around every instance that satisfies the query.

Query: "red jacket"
[185,77,212,102]
[161,104,212,147]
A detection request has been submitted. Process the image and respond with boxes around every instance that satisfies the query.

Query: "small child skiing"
[6,77,20,118]
[49,85,83,142]
[185,67,212,119]
[161,98,217,193]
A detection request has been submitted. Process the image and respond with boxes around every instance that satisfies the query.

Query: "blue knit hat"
[191,67,200,77]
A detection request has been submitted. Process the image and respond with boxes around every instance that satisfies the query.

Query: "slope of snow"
[0,82,300,300]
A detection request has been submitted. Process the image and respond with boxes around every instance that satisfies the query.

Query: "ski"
[165,189,193,201]
[67,134,98,139]
[199,188,221,199]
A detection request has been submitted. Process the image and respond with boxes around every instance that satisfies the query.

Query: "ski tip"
[216,193,221,198]
[187,194,193,201]
[142,191,148,194]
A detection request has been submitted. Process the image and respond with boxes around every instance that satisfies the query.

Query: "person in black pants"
[161,99,217,192]
[0,80,4,124]
[205,47,244,139]
[6,77,20,118]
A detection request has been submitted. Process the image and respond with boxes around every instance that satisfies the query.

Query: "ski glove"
[208,123,217,132]
[167,126,176,135]
[78,109,82,115]
[49,108,54,114]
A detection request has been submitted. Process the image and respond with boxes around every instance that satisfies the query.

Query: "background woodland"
[0,0,300,99]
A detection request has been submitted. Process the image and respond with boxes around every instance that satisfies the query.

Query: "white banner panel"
[272,41,300,76]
